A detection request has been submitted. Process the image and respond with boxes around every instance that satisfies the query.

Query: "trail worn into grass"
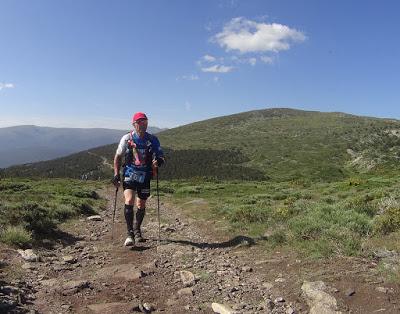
[2,186,400,313]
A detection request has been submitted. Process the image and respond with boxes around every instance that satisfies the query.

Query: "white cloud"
[214,17,306,53]
[203,54,217,62]
[184,101,192,111]
[201,65,234,73]
[230,56,262,66]
[179,74,199,81]
[0,83,15,90]
[260,55,274,64]
[213,76,219,83]
[248,57,257,66]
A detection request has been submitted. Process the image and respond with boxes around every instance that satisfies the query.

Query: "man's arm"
[113,134,128,186]
[151,135,165,167]
[112,154,122,187]
[114,154,122,177]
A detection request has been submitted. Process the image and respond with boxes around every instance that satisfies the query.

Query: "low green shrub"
[71,190,99,199]
[0,225,32,247]
[296,239,334,258]
[288,203,371,256]
[52,204,76,221]
[229,205,271,223]
[1,202,54,234]
[19,202,56,234]
[289,213,324,240]
[373,207,400,234]
[322,196,337,204]
[344,196,377,217]
[272,193,287,200]
[158,186,175,194]
[0,179,105,246]
[0,182,31,192]
[176,186,202,194]
[269,229,287,246]
[74,200,96,215]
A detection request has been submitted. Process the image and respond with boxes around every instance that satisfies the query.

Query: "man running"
[112,112,164,246]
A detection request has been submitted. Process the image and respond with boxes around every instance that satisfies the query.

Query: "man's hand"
[112,174,121,188]
[156,157,165,167]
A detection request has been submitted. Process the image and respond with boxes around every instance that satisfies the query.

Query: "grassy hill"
[157,108,400,181]
[2,108,400,181]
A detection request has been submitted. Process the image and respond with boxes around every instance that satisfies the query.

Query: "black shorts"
[122,179,151,200]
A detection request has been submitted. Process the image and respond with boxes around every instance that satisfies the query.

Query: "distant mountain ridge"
[0,125,164,168]
[3,108,400,181]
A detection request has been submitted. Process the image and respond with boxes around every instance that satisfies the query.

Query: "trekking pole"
[156,169,161,244]
[112,187,118,241]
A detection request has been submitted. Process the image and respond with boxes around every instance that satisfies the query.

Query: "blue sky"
[1,0,399,129]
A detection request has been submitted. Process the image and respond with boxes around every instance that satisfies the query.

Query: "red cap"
[132,112,148,123]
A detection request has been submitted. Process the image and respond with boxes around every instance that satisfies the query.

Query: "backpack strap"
[127,131,136,149]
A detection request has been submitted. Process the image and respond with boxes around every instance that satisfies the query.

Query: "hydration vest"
[124,131,155,170]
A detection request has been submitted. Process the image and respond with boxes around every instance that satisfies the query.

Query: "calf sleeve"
[124,204,134,235]
[134,208,146,231]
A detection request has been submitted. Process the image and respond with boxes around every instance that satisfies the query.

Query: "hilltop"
[2,108,400,182]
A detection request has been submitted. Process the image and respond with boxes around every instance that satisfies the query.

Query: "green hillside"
[2,108,400,181]
[157,108,400,181]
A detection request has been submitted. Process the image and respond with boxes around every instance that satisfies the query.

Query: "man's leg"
[123,188,136,246]
[133,182,150,242]
[133,197,146,242]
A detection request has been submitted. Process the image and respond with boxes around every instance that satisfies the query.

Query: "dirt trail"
[4,187,400,313]
[87,152,113,170]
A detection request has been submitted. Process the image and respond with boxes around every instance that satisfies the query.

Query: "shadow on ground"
[130,245,151,252]
[161,235,268,249]
[34,229,85,249]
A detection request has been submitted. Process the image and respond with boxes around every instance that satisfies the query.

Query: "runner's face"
[134,119,148,133]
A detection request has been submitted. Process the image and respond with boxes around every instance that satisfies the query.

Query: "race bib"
[129,170,146,184]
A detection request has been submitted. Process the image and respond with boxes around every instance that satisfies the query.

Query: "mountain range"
[0,125,163,168]
[2,108,400,182]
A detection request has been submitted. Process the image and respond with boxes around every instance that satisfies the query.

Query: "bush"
[344,196,377,217]
[269,229,287,246]
[176,186,202,194]
[322,196,337,204]
[288,203,372,256]
[0,179,105,245]
[0,225,32,247]
[74,200,96,215]
[52,204,76,221]
[297,239,334,258]
[0,182,31,192]
[19,202,56,234]
[373,207,400,234]
[229,205,271,223]
[289,214,324,240]
[71,190,99,199]
[158,186,175,194]
[272,193,287,200]
[272,206,291,220]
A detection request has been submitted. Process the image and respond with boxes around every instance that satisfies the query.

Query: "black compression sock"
[135,207,146,230]
[124,204,134,236]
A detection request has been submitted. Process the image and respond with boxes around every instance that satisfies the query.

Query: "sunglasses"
[134,119,148,124]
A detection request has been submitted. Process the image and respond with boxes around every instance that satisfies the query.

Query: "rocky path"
[2,187,400,313]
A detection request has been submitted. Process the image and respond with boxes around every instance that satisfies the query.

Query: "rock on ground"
[17,249,39,262]
[301,281,342,314]
[212,302,236,314]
